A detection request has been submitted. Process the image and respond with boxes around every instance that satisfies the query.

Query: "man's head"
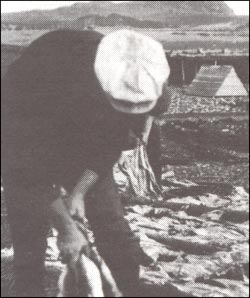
[94,30,170,114]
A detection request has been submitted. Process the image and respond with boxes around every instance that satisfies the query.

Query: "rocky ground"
[124,183,249,297]
[2,181,249,297]
[166,88,249,115]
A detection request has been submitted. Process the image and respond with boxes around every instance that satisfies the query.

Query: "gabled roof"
[185,65,248,97]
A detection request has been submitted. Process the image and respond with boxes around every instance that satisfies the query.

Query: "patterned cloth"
[113,144,162,200]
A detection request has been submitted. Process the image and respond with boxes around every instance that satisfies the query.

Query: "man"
[2,29,170,297]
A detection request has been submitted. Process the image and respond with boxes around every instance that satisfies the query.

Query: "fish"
[57,253,105,297]
[57,220,122,297]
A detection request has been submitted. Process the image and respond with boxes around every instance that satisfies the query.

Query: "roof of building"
[185,65,248,97]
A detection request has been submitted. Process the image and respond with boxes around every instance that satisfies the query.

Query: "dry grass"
[1,28,249,50]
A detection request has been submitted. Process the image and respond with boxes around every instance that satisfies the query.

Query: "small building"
[185,65,248,97]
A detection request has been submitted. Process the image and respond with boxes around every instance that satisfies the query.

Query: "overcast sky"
[1,1,249,15]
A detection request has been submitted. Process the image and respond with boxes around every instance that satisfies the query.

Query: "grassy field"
[1,28,249,50]
[1,30,49,47]
[97,27,249,50]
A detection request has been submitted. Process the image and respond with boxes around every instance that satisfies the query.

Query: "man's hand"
[66,192,86,220]
[50,170,99,263]
[57,223,90,263]
[50,198,90,263]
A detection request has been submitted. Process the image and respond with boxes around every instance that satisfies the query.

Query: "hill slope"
[2,1,235,27]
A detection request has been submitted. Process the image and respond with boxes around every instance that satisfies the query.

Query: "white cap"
[94,30,170,114]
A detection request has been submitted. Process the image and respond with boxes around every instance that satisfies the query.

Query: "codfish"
[57,220,122,297]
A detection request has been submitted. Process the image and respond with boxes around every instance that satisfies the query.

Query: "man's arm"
[141,115,154,145]
[67,169,99,219]
[50,169,99,226]
[50,197,76,232]
[71,169,99,196]
[49,169,99,262]
[50,197,89,262]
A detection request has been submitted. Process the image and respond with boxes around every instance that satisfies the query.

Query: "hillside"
[74,13,164,28]
[2,1,235,28]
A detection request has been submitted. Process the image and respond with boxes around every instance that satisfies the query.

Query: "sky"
[1,1,249,15]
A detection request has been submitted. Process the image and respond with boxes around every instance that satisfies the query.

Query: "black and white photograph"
[1,1,249,297]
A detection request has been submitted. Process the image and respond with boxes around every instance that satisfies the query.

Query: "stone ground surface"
[1,182,249,297]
